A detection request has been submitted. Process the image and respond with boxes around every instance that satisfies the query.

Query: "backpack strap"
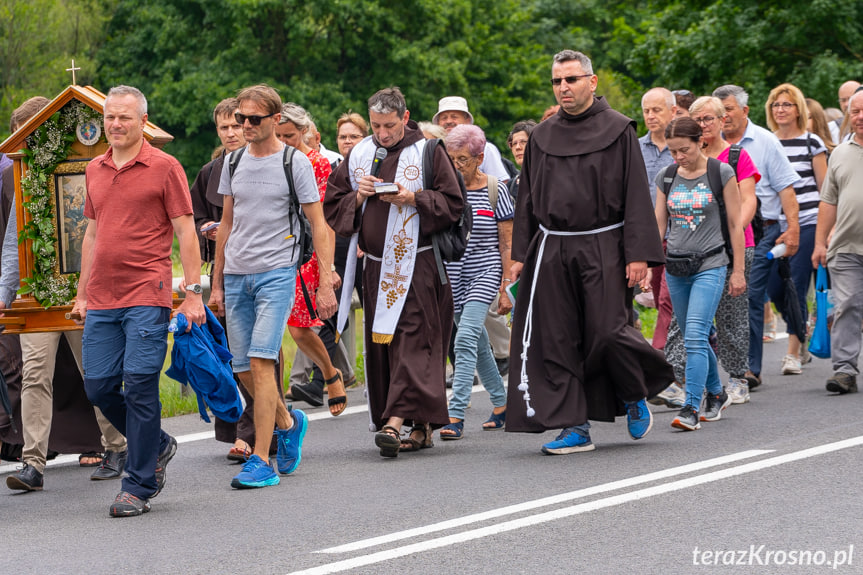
[423,139,449,285]
[706,157,734,266]
[728,144,741,176]
[661,163,679,198]
[228,146,246,179]
[487,175,499,213]
[282,146,317,321]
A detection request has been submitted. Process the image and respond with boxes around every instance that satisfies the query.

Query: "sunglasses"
[234,112,276,126]
[550,74,592,86]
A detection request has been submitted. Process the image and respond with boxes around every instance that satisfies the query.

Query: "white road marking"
[318,449,772,554]
[287,435,863,575]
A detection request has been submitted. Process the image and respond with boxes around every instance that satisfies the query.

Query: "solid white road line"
[318,449,772,554]
[287,435,863,575]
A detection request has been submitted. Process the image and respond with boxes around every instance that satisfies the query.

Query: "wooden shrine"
[0,84,174,333]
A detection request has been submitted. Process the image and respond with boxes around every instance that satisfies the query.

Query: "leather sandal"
[374,425,401,458]
[400,423,434,451]
[439,420,464,440]
[325,369,347,417]
[482,409,506,430]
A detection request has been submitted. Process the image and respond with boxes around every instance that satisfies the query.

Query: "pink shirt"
[84,140,192,309]
[718,146,761,248]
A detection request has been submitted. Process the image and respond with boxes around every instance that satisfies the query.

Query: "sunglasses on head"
[234,112,276,126]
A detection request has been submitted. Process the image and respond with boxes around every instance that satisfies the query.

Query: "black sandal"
[325,369,347,417]
[400,423,434,452]
[374,425,401,458]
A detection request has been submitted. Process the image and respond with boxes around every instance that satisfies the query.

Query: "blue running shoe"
[276,409,308,475]
[625,398,653,440]
[541,427,595,455]
[230,454,279,489]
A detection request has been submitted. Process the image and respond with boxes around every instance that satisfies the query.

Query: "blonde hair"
[766,83,808,133]
[805,98,836,154]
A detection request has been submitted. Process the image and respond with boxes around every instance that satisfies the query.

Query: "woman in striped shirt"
[438,124,514,441]
[765,83,828,375]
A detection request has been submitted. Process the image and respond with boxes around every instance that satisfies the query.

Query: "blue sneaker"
[276,409,308,475]
[541,427,595,455]
[230,454,279,489]
[625,398,653,440]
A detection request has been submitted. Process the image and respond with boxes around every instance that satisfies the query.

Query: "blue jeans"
[666,266,726,409]
[224,266,296,372]
[747,222,781,375]
[449,300,507,420]
[83,306,172,499]
[767,224,816,338]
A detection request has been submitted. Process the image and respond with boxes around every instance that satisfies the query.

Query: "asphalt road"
[2,331,862,575]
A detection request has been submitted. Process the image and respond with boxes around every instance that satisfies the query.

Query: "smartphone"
[200,221,220,232]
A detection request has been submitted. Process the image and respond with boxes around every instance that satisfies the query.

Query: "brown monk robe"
[506,97,674,433]
[324,121,462,431]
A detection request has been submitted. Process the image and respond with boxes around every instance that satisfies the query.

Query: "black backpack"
[422,138,472,285]
[726,144,765,245]
[229,145,317,317]
[662,157,734,265]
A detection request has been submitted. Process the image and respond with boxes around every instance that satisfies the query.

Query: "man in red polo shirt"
[71,85,205,517]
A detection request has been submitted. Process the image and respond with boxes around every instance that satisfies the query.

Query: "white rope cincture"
[518,221,625,417]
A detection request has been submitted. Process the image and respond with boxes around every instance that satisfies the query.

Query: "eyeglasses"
[338,134,364,141]
[691,115,719,125]
[450,155,476,167]
[234,112,276,126]
[550,74,592,86]
[672,89,693,97]
[771,102,797,109]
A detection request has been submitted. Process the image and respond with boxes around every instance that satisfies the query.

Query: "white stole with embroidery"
[339,137,427,344]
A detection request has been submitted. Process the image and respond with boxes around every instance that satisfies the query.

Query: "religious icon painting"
[76,120,101,146]
[51,160,91,274]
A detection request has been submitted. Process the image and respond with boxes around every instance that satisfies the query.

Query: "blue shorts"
[224,266,296,372]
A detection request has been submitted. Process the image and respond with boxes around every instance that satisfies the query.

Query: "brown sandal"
[374,425,401,458]
[325,369,347,417]
[400,423,434,452]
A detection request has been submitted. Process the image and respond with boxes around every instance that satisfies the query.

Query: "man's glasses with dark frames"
[550,74,592,86]
[234,112,276,126]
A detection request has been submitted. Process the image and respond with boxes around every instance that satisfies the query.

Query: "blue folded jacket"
[166,307,243,423]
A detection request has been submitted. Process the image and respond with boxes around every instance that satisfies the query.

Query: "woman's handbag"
[808,264,833,359]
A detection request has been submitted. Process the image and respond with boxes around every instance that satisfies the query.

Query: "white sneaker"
[726,378,750,404]
[800,346,812,365]
[781,354,802,375]
[648,382,685,408]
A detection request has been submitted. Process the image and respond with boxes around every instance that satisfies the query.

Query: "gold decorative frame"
[51,160,90,274]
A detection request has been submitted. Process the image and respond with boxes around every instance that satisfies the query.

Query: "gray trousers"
[829,253,863,376]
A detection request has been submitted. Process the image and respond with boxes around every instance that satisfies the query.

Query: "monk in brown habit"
[507,50,674,454]
[324,87,463,457]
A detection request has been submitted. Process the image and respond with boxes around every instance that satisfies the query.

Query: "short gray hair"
[368,87,406,117]
[106,85,148,117]
[848,89,863,111]
[552,50,593,75]
[280,102,311,132]
[712,84,749,109]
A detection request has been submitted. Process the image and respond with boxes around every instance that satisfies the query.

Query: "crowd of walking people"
[1,49,862,518]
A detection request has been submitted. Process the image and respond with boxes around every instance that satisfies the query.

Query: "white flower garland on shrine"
[19,100,102,307]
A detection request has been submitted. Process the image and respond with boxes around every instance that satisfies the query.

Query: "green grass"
[158,310,366,418]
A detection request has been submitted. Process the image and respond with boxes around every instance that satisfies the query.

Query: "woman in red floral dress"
[275,103,347,416]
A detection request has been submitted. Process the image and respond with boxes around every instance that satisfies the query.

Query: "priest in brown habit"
[324,87,463,457]
[507,50,674,454]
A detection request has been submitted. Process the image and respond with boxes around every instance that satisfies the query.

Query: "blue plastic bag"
[808,265,832,359]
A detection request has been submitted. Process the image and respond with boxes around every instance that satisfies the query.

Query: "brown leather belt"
[763,219,779,226]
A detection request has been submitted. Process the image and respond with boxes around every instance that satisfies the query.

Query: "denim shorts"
[224,266,296,372]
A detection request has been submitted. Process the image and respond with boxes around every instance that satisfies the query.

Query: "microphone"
[370,147,387,178]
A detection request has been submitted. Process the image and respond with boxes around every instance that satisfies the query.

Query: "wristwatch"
[186,283,203,295]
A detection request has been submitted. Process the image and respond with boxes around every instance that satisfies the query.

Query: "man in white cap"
[433,96,511,182]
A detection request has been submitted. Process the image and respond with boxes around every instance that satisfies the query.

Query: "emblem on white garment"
[403,165,420,180]
[76,121,101,146]
[353,167,366,181]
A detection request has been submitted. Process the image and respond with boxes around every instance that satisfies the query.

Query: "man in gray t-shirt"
[209,85,337,489]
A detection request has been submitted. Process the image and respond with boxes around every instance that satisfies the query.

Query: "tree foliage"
[2,0,861,178]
